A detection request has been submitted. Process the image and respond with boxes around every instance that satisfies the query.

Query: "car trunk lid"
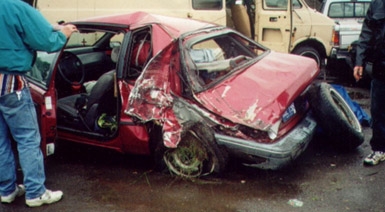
[194,51,318,131]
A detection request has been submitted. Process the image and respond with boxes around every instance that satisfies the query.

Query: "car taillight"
[332,29,340,46]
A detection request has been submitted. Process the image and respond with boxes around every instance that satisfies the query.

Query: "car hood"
[194,51,318,130]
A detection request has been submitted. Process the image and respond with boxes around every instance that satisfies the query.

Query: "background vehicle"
[320,0,371,82]
[320,0,370,60]
[228,0,335,67]
[29,0,334,67]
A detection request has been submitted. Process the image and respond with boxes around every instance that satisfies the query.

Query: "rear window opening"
[328,1,370,18]
[187,32,262,86]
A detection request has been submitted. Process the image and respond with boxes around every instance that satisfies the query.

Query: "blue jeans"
[0,87,46,199]
[370,79,385,152]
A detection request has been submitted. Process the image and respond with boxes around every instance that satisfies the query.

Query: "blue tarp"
[331,84,371,126]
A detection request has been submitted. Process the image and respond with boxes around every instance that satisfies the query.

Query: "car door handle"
[269,17,278,22]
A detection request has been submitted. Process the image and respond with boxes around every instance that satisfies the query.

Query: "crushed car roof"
[71,11,216,38]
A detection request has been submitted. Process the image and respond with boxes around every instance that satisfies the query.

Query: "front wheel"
[292,46,322,68]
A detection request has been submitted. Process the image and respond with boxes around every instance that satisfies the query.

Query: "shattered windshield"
[188,32,265,86]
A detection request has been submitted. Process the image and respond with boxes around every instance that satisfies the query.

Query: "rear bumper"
[330,47,349,60]
[215,112,317,170]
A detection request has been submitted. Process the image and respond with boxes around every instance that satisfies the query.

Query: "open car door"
[256,0,293,53]
[26,51,60,157]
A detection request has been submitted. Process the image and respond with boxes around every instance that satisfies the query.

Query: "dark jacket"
[356,0,385,80]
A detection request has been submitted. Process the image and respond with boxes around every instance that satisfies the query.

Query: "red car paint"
[78,12,216,56]
[128,30,318,147]
[195,51,318,131]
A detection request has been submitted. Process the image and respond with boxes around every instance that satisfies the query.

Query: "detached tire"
[154,124,227,178]
[310,83,364,150]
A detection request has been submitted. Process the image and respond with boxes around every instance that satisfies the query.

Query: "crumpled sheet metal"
[126,77,182,148]
[125,45,184,148]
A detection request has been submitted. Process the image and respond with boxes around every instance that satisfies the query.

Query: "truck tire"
[292,46,321,67]
[154,123,228,178]
[309,83,364,150]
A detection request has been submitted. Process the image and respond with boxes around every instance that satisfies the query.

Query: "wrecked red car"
[27,12,363,178]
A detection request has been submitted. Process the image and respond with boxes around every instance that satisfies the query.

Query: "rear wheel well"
[292,40,326,63]
[149,122,228,177]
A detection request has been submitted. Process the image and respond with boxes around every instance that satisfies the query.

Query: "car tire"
[154,123,228,178]
[309,82,364,150]
[292,46,322,68]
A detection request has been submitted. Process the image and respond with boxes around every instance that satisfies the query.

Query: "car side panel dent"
[125,43,183,148]
[125,41,232,148]
[172,97,221,128]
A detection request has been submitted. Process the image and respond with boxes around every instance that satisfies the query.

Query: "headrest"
[111,46,121,63]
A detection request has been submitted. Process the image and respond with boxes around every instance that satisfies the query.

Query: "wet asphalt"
[1,78,384,212]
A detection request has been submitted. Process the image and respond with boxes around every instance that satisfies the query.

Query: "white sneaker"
[26,189,63,207]
[364,151,385,165]
[1,184,25,203]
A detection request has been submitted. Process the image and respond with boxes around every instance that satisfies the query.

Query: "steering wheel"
[57,52,85,86]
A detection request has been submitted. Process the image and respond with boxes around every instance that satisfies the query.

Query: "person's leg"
[370,79,385,152]
[1,88,46,199]
[364,79,385,165]
[0,108,17,197]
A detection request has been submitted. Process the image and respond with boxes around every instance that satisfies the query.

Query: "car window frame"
[263,0,301,11]
[192,0,223,10]
[26,51,61,89]
[122,26,154,81]
[181,28,269,93]
[26,26,128,90]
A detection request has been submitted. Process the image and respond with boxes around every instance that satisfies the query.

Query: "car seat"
[128,32,152,78]
[84,46,120,93]
[57,70,116,131]
[57,47,119,132]
[131,34,151,68]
